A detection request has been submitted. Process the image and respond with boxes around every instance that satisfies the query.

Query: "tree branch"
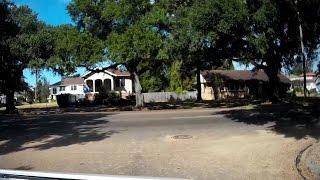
[78,63,125,73]
[251,60,267,69]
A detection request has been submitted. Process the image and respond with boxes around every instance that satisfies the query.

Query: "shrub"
[293,87,303,94]
[109,91,120,98]
[16,96,25,102]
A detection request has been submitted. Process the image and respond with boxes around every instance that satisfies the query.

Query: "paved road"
[0,108,316,179]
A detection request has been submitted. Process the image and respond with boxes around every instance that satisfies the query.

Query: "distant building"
[49,77,85,101]
[200,70,291,100]
[315,76,320,92]
[287,72,318,91]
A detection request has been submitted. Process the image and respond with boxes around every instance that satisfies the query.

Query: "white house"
[49,68,133,100]
[303,73,317,90]
[315,76,320,92]
[49,77,85,101]
[82,68,133,98]
[288,72,317,91]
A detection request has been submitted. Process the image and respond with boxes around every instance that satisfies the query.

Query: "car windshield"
[1,0,320,179]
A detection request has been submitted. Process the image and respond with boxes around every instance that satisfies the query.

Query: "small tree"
[208,75,224,100]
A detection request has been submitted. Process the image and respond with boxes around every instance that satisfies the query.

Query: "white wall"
[124,78,133,93]
[49,85,84,100]
[306,82,317,90]
[84,72,133,93]
[85,72,114,92]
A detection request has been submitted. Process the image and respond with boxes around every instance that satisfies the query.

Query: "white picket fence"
[143,91,197,103]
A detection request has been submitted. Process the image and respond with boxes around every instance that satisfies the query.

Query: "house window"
[60,86,65,91]
[71,85,77,91]
[52,88,57,94]
[115,79,125,87]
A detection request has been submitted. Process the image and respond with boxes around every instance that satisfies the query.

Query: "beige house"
[200,70,291,100]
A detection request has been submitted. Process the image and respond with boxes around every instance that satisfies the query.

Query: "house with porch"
[49,68,133,101]
[287,72,318,92]
[200,70,291,100]
[81,68,133,98]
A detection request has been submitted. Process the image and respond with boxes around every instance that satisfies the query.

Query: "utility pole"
[34,69,38,103]
[296,0,307,98]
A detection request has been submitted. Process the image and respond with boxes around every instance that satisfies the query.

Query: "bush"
[16,96,25,102]
[109,91,120,98]
[293,87,303,94]
[94,89,119,105]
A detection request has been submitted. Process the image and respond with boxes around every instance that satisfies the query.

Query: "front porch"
[84,78,129,99]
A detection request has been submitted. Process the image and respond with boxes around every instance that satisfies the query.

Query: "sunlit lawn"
[0,102,58,111]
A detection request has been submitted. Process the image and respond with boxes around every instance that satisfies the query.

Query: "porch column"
[93,79,96,93]
[111,78,114,91]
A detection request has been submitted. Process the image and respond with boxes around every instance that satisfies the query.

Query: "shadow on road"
[0,113,117,155]
[215,103,320,139]
[14,166,33,170]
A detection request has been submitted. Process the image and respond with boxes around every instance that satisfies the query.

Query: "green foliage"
[167,61,182,93]
[45,25,105,75]
[94,87,109,104]
[0,1,49,112]
[208,76,224,89]
[140,70,164,92]
[94,88,120,104]
[293,87,304,94]
[291,61,314,76]
[109,91,120,98]
[16,96,25,102]
[35,77,50,103]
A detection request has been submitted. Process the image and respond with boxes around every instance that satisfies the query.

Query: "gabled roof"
[82,68,130,78]
[299,72,317,77]
[201,70,291,84]
[287,74,300,80]
[50,77,85,87]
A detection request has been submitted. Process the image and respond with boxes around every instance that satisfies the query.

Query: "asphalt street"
[0,108,315,179]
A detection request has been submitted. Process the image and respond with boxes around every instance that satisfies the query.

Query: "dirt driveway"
[0,107,319,179]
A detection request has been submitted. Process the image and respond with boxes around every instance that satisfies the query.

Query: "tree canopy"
[1,0,320,111]
[0,1,53,113]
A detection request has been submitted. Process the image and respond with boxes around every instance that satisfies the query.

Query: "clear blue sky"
[14,0,86,87]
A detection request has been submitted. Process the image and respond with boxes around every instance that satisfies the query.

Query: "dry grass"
[0,102,58,111]
[17,102,58,109]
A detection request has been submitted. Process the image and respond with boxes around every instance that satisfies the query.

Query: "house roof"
[50,77,85,87]
[82,68,130,78]
[201,70,291,84]
[300,72,317,77]
[287,74,300,80]
[298,73,317,82]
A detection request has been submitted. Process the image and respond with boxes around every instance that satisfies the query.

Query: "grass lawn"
[0,102,58,111]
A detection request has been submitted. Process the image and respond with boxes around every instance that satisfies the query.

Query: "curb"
[296,142,320,180]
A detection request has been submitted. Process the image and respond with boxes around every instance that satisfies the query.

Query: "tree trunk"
[5,90,17,114]
[196,65,202,101]
[213,87,221,100]
[132,71,144,107]
[265,67,280,103]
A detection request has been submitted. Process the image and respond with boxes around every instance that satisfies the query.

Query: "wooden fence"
[143,91,197,103]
